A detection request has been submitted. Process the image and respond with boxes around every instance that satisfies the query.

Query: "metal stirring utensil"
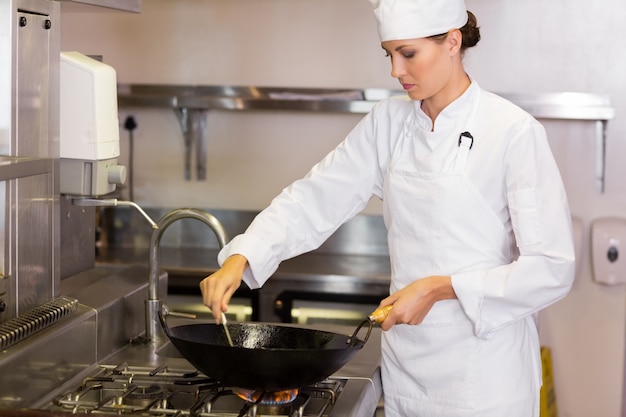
[221,312,234,347]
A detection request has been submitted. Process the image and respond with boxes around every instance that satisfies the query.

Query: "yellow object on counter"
[540,346,558,417]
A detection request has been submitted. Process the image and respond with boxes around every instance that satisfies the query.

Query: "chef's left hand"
[377,275,457,331]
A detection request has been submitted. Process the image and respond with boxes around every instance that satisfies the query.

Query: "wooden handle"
[368,305,393,323]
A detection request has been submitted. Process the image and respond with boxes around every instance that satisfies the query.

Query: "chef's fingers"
[221,285,238,313]
[198,270,231,322]
[211,275,239,315]
[380,276,450,330]
[216,256,248,313]
[379,305,400,331]
[378,295,397,309]
[376,295,398,315]
[199,255,248,323]
[373,295,397,331]
[199,273,222,322]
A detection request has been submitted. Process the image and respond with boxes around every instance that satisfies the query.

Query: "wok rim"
[167,321,367,350]
[158,312,371,390]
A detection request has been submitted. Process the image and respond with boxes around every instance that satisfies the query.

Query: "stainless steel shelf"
[117,84,614,192]
[0,156,55,181]
[117,85,378,114]
[117,84,614,119]
[59,0,140,13]
[500,91,614,121]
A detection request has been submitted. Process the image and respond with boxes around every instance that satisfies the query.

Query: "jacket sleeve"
[217,107,389,289]
[451,119,576,339]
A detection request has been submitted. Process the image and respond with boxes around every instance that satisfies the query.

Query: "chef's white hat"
[370,0,468,42]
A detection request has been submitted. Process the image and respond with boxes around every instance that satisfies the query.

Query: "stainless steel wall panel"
[17,9,51,156]
[0,0,61,323]
[60,196,95,279]
[16,173,55,312]
[0,157,57,322]
[0,181,5,308]
[4,0,60,159]
[0,0,16,156]
[61,264,167,362]
[103,207,389,257]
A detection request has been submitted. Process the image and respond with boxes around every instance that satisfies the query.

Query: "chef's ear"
[446,28,463,55]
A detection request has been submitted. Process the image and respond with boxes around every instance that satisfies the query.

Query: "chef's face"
[382,32,460,101]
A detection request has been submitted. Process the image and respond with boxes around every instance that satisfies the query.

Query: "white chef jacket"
[219,81,574,333]
[217,81,575,414]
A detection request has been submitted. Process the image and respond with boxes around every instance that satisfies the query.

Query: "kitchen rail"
[60,0,140,12]
[117,84,614,192]
[117,84,614,120]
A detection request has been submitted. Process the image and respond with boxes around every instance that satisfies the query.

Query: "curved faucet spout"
[146,208,228,341]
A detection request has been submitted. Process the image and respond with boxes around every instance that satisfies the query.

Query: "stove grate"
[49,364,344,417]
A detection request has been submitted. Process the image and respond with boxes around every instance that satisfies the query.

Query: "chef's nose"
[390,57,405,79]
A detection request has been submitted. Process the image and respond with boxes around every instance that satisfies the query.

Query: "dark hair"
[428,11,481,52]
[460,11,481,49]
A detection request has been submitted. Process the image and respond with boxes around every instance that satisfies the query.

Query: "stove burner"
[233,388,299,405]
[124,384,164,407]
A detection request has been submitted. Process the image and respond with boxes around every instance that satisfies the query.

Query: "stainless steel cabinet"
[0,0,60,323]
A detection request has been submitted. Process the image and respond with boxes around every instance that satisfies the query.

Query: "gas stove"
[48,363,347,417]
[0,270,382,417]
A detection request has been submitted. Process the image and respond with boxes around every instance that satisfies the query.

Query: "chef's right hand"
[376,275,456,331]
[199,254,248,323]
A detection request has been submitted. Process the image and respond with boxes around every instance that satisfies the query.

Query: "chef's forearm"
[222,254,248,273]
[430,275,458,301]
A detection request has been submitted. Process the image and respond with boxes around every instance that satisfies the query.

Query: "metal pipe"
[146,208,228,341]
[71,197,158,229]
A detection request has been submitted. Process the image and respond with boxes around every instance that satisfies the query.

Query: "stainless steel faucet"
[145,208,228,341]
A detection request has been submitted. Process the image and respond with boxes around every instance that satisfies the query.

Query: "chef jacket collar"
[413,81,477,132]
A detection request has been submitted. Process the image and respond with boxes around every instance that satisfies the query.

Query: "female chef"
[200,0,576,415]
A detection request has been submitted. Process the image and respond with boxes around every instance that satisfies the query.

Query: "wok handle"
[368,305,392,323]
[346,319,373,345]
[346,305,393,344]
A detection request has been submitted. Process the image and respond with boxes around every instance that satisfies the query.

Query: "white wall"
[60,1,626,415]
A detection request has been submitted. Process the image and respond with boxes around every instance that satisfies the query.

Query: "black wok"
[158,309,374,391]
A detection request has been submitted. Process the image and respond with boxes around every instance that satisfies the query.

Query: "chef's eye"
[402,51,415,59]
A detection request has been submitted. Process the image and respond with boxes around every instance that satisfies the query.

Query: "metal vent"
[0,296,79,350]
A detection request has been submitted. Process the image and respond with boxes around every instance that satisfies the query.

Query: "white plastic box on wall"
[59,51,126,196]
[591,217,626,285]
